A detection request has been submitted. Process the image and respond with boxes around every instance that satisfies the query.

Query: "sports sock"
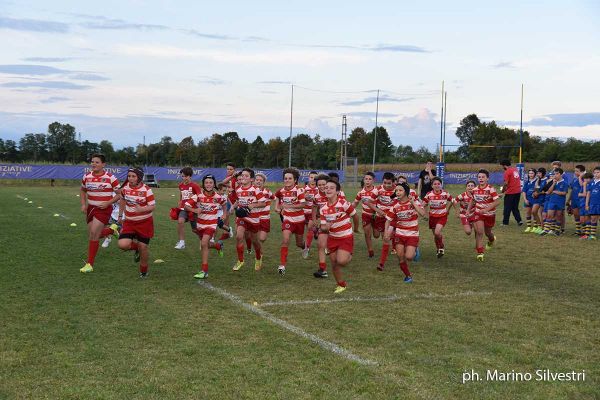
[129,242,139,251]
[319,262,327,271]
[100,227,113,238]
[139,264,148,274]
[201,263,208,272]
[280,246,288,265]
[336,280,347,287]
[379,243,390,267]
[305,231,314,249]
[254,245,262,260]
[236,244,244,262]
[399,261,411,277]
[87,240,99,264]
[245,237,252,251]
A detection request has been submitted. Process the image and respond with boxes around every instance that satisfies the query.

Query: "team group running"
[79,154,600,294]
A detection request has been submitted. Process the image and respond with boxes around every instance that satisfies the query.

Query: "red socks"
[87,240,99,264]
[245,237,252,251]
[337,280,347,287]
[129,242,139,251]
[100,227,113,238]
[434,235,444,249]
[140,264,148,274]
[236,244,244,262]
[400,261,411,277]
[219,232,230,240]
[254,244,262,260]
[305,231,314,249]
[201,263,208,272]
[280,246,288,265]
[319,262,327,271]
[476,246,484,254]
[379,243,390,267]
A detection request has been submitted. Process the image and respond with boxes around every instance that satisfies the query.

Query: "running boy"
[468,169,500,261]
[453,180,476,236]
[352,172,378,258]
[175,167,201,250]
[421,177,453,258]
[302,171,320,259]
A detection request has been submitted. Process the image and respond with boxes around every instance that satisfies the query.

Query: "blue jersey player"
[532,168,547,234]
[522,168,538,232]
[541,168,568,236]
[585,166,600,240]
[567,165,585,236]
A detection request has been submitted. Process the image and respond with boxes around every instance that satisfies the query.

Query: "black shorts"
[119,233,151,245]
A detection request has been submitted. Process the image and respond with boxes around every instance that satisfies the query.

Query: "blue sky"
[1,0,599,149]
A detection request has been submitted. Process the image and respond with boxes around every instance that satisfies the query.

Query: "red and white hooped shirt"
[303,184,319,216]
[453,191,474,217]
[471,184,499,216]
[178,181,202,209]
[422,190,452,217]
[228,184,264,225]
[354,186,378,216]
[385,199,421,237]
[185,190,226,231]
[121,182,155,222]
[258,188,275,221]
[373,185,397,216]
[81,171,120,207]
[319,198,356,239]
[275,185,306,224]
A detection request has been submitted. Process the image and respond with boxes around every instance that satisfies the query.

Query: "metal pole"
[288,84,294,167]
[439,80,444,163]
[519,83,523,163]
[443,91,447,163]
[371,89,379,172]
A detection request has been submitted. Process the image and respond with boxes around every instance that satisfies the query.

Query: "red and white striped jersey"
[303,184,319,215]
[275,185,306,224]
[186,190,226,230]
[453,191,474,217]
[178,182,201,209]
[373,185,397,213]
[385,200,421,237]
[409,188,419,201]
[121,183,155,221]
[228,185,264,224]
[472,184,499,216]
[319,198,356,239]
[422,190,452,217]
[258,188,275,221]
[81,171,119,207]
[354,186,378,215]
[313,191,328,215]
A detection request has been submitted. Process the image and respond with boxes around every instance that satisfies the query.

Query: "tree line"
[1,116,598,167]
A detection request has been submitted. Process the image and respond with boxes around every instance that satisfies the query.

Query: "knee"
[118,241,129,250]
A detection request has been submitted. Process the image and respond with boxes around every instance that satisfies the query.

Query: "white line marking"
[198,281,379,366]
[260,291,493,307]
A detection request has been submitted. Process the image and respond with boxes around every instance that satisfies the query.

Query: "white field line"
[16,195,70,219]
[198,281,379,366]
[259,290,493,307]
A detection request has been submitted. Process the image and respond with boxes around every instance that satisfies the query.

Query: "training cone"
[28,201,33,204]
[53,213,60,217]
[154,259,165,264]
[23,197,28,201]
[70,223,77,227]
[37,206,43,209]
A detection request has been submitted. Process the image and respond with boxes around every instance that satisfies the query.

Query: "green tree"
[2,139,19,162]
[46,122,77,163]
[99,140,115,162]
[246,136,267,167]
[265,137,286,168]
[19,133,48,161]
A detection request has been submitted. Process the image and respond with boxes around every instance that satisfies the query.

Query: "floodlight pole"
[288,84,294,167]
[519,83,523,163]
[442,91,447,163]
[439,81,444,162]
[371,89,379,172]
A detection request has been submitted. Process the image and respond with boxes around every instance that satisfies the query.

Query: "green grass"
[1,185,598,399]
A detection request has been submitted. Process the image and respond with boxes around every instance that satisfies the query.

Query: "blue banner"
[0,164,344,183]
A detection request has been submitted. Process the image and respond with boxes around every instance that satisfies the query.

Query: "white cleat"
[101,237,112,248]
[278,265,286,275]
[302,248,310,259]
[174,241,186,250]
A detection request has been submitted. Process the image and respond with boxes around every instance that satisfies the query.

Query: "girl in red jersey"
[254,173,275,252]
[184,175,227,279]
[467,169,500,262]
[319,179,359,293]
[352,172,378,258]
[229,168,266,272]
[384,182,426,283]
[453,180,476,236]
[174,167,202,250]
[311,174,331,278]
[302,171,319,259]
[274,168,306,275]
[79,154,121,273]
[421,177,453,258]
[117,168,156,278]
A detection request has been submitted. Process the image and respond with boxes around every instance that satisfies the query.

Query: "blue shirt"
[590,179,600,206]
[549,179,567,205]
[536,177,548,202]
[570,176,582,206]
[522,178,537,199]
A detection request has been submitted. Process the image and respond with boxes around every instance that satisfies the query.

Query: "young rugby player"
[585,166,600,240]
[384,182,426,283]
[319,179,359,293]
[541,168,568,236]
[531,168,548,234]
[228,168,266,271]
[521,169,538,232]
[101,200,121,248]
[274,168,306,275]
[312,174,331,278]
[117,168,155,278]
[352,172,378,258]
[578,172,593,239]
[174,167,201,250]
[567,165,586,236]
[302,171,319,259]
[368,172,397,271]
[421,177,453,258]
[79,154,121,273]
[468,169,500,261]
[184,175,227,279]
[254,173,275,257]
[453,180,476,236]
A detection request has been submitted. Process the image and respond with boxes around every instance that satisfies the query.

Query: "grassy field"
[1,184,598,399]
